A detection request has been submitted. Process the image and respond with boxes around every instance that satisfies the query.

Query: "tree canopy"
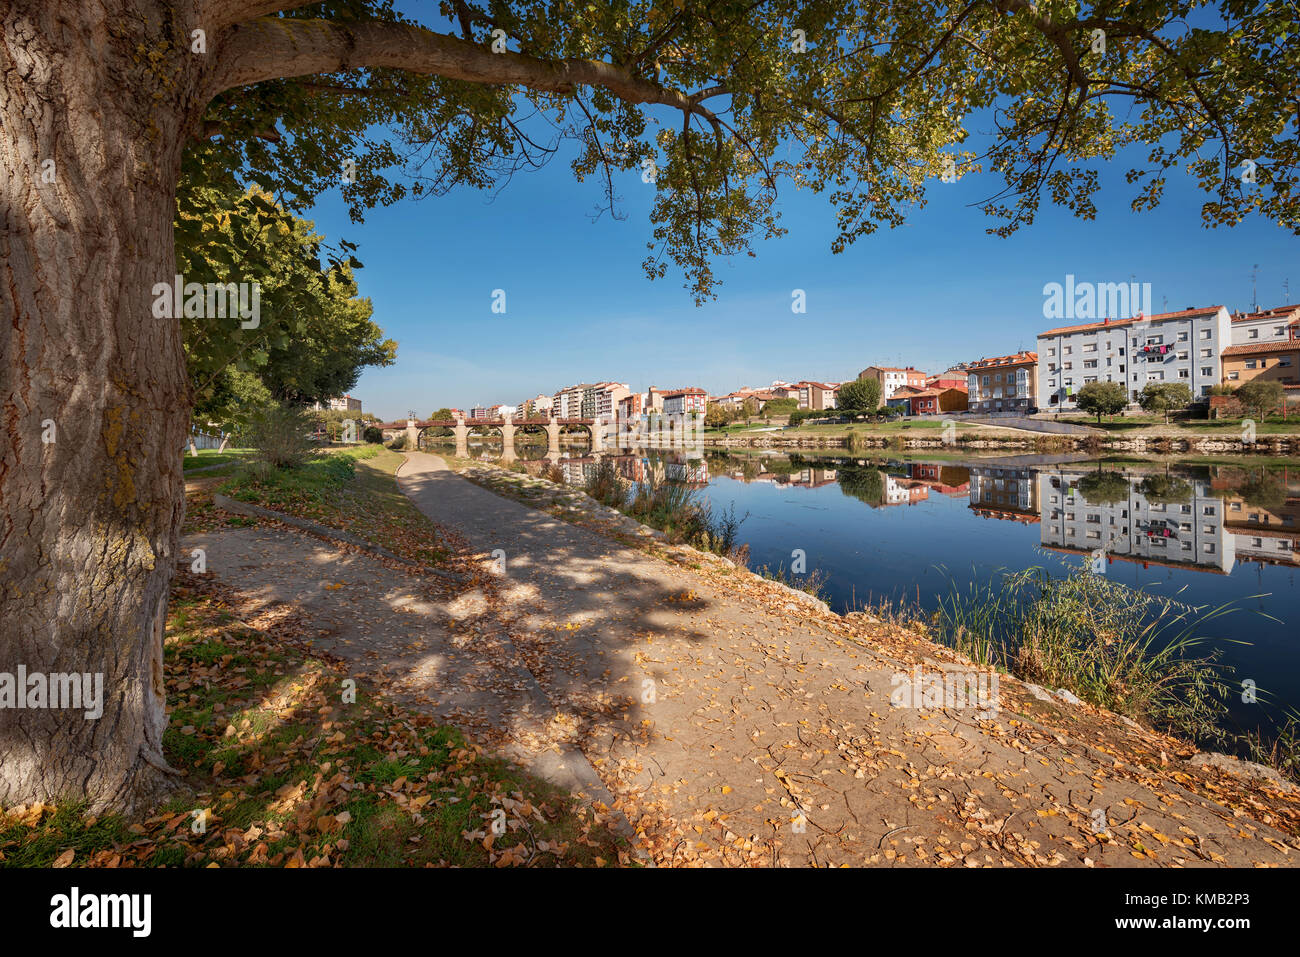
[183,185,397,430]
[1075,380,1129,422]
[192,1,1299,305]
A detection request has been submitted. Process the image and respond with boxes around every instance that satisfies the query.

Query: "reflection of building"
[788,467,838,488]
[1217,478,1300,567]
[665,460,709,486]
[968,466,1039,522]
[1037,470,1235,573]
[884,474,929,505]
[907,463,970,496]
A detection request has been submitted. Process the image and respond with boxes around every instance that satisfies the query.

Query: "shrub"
[363,425,384,444]
[246,403,314,470]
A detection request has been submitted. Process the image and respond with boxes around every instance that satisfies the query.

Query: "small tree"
[705,404,732,429]
[247,403,315,470]
[1075,381,1128,424]
[1236,379,1285,422]
[1137,382,1194,424]
[837,379,881,419]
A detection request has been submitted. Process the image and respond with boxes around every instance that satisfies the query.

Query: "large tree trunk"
[1,2,200,811]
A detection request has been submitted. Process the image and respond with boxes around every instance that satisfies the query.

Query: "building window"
[1201,367,1212,377]
[1200,330,1212,339]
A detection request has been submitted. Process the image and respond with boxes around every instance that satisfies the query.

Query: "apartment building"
[617,391,645,423]
[965,352,1037,414]
[552,384,589,418]
[1037,307,1232,409]
[858,366,926,405]
[516,394,553,418]
[661,387,708,416]
[796,381,839,411]
[467,406,489,420]
[1222,305,1300,391]
[1230,304,1300,345]
[314,394,362,412]
[591,382,630,419]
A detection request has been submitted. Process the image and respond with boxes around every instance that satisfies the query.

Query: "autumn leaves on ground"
[0,449,630,868]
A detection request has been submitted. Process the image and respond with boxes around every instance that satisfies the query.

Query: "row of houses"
[978,304,1300,415]
[455,303,1298,424]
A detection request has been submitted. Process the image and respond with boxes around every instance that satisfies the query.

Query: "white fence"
[182,429,226,452]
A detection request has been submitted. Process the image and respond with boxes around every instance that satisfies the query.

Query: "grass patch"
[217,446,451,567]
[182,448,254,471]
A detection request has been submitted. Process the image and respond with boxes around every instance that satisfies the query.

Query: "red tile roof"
[1039,306,1224,337]
[962,351,1037,370]
[1231,305,1300,323]
[1221,340,1300,358]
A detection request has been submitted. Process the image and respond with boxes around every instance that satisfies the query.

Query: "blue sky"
[303,100,1298,422]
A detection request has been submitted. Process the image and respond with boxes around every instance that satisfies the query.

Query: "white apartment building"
[1037,306,1232,409]
[1038,470,1235,573]
[1229,305,1300,345]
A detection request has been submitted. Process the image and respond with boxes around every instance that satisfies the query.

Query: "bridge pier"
[590,415,606,453]
[545,418,561,457]
[499,413,516,463]
[405,417,419,451]
[453,415,469,458]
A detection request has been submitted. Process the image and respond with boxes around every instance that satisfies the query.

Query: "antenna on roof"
[1285,278,1291,305]
[1252,263,1259,313]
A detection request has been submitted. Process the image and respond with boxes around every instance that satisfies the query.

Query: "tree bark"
[1,0,202,811]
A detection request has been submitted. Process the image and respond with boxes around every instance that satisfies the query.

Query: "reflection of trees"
[1239,471,1287,510]
[838,466,886,507]
[1076,470,1131,506]
[1137,474,1193,504]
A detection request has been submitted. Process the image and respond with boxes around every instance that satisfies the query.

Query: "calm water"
[456,440,1300,734]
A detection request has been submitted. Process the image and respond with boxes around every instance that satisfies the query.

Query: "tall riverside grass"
[582,460,748,560]
[930,564,1240,743]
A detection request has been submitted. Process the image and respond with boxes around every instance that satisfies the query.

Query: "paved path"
[393,453,1298,867]
[184,454,1300,866]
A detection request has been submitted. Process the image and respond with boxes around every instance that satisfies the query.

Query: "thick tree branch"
[210,17,720,125]
[202,1,319,31]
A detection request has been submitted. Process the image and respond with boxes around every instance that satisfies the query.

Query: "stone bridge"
[376,414,602,459]
[378,411,706,460]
